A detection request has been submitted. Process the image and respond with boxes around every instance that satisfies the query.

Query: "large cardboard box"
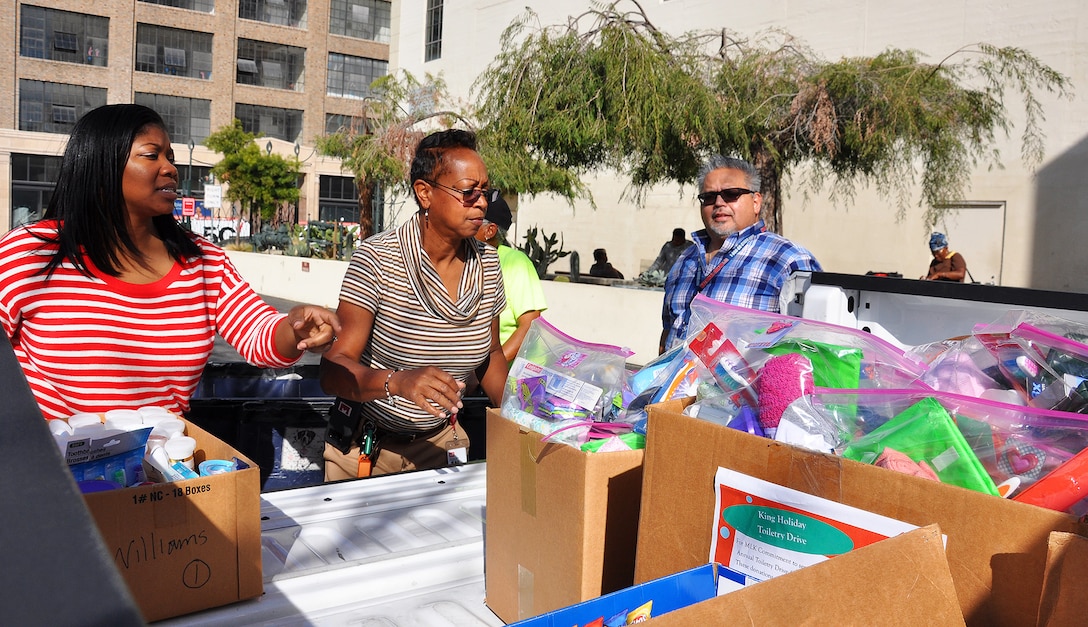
[636,401,1088,627]
[82,418,263,622]
[1037,532,1088,626]
[485,409,645,623]
[515,525,963,626]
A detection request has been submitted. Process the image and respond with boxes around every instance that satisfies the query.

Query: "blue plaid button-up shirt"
[661,221,822,350]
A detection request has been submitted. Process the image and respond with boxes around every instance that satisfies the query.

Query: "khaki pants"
[323,422,469,481]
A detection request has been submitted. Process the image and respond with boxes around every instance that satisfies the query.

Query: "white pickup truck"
[8,272,1088,626]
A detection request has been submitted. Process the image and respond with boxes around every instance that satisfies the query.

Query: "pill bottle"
[138,406,174,423]
[152,418,186,439]
[164,436,197,471]
[48,419,75,436]
[68,412,104,434]
[105,409,143,430]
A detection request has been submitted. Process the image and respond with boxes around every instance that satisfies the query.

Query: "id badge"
[445,439,468,466]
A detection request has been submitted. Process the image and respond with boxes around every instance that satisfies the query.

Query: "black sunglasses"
[426,180,499,207]
[698,188,755,205]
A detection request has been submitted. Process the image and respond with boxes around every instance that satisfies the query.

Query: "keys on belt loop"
[362,421,376,456]
[357,421,376,478]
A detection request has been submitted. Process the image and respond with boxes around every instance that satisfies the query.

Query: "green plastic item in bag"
[764,338,862,389]
[580,432,646,452]
[842,397,999,496]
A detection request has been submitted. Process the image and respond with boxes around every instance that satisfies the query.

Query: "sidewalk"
[210,295,323,365]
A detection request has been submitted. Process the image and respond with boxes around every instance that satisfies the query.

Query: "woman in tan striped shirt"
[321,129,508,479]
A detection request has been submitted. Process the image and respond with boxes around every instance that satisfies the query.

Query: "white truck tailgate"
[158,462,503,626]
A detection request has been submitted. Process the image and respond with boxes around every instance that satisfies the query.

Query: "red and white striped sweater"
[0,222,297,420]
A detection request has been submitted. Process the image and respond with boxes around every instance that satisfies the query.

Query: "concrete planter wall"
[226,250,663,364]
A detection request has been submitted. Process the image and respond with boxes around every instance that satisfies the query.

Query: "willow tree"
[474,1,1071,232]
[316,71,585,238]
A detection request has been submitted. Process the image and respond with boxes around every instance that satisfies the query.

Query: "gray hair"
[482,220,509,246]
[697,155,761,193]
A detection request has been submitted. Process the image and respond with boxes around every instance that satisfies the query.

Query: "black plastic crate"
[186,398,331,492]
[186,362,495,488]
[187,363,332,491]
[192,362,326,399]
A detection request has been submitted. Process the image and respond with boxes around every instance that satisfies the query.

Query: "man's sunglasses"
[427,180,500,207]
[698,188,755,205]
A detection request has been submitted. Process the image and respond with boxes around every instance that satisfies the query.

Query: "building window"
[163,47,187,68]
[327,53,387,99]
[424,0,443,62]
[134,93,212,144]
[19,6,109,67]
[235,103,303,142]
[238,0,307,28]
[236,58,259,74]
[53,32,79,53]
[18,80,107,134]
[325,113,366,134]
[236,39,306,90]
[318,175,383,231]
[51,105,77,125]
[329,0,391,43]
[138,0,215,12]
[11,153,63,228]
[135,24,214,79]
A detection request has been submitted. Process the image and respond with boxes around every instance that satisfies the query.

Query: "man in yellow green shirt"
[475,193,548,361]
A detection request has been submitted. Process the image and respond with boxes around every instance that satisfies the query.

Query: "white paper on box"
[709,466,920,584]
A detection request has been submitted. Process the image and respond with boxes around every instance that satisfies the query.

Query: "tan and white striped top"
[340,214,505,433]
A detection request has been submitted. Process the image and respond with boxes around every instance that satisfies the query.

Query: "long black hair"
[40,103,201,277]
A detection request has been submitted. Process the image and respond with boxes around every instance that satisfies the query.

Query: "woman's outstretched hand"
[288,305,342,353]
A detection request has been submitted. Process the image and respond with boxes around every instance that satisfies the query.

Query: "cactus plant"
[518,226,571,279]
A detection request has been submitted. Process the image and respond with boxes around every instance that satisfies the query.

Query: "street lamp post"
[185,139,195,197]
[183,139,195,231]
[259,141,272,236]
[293,141,301,226]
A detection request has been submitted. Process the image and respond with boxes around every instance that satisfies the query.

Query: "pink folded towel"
[756,353,814,432]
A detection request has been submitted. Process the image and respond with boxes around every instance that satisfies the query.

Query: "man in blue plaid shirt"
[660,156,822,353]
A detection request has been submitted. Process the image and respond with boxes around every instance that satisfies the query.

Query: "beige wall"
[393,0,1088,293]
[225,250,667,364]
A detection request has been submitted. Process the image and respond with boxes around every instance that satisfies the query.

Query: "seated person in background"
[589,248,625,279]
[475,193,548,362]
[924,232,968,282]
[647,227,695,275]
[0,104,339,420]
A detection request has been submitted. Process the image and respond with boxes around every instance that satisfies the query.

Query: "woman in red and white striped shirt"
[0,104,340,420]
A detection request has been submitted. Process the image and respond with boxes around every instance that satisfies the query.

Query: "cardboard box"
[83,419,263,622]
[1037,532,1088,626]
[515,525,963,626]
[636,401,1088,627]
[485,409,645,623]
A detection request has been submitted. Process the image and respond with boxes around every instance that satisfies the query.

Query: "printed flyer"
[710,466,919,583]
